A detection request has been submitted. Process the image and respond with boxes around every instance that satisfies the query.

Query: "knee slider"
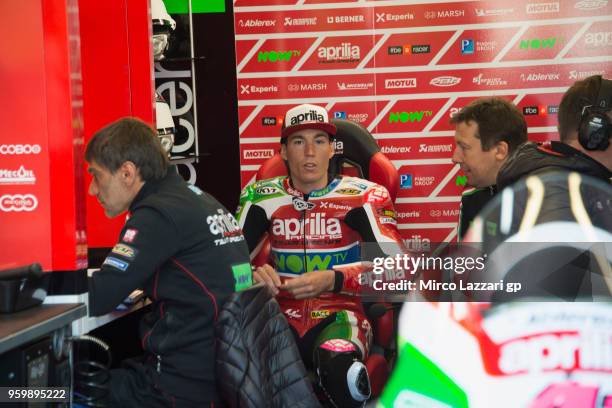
[314,339,371,407]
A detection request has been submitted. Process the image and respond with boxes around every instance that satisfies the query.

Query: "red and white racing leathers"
[236,175,406,356]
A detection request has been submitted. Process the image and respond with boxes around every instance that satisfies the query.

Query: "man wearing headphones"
[497,75,612,189]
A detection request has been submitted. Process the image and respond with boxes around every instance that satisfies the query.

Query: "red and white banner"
[233,0,612,244]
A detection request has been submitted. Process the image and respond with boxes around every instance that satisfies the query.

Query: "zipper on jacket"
[156,354,162,373]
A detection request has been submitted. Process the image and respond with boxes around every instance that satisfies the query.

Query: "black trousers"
[108,358,215,408]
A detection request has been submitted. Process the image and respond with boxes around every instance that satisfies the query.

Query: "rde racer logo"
[0,194,38,212]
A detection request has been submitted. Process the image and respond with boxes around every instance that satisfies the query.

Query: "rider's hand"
[253,264,281,295]
[281,270,335,299]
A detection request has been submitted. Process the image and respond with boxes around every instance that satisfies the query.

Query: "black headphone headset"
[578,76,612,151]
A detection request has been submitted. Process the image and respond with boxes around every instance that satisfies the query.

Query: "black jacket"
[89,167,252,403]
[458,185,497,240]
[215,284,321,408]
[497,141,611,190]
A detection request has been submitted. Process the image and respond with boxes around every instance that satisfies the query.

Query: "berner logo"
[430,76,461,87]
[385,78,417,89]
[291,109,325,125]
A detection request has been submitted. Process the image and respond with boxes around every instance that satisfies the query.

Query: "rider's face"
[281,129,334,194]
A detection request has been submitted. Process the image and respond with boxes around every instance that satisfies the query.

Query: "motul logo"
[0,144,41,155]
[318,43,360,61]
[243,149,274,159]
[430,76,461,87]
[272,213,341,240]
[384,78,417,89]
[526,2,560,13]
[0,194,38,212]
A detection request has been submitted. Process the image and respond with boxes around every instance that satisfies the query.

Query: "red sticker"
[122,228,138,243]
[320,339,356,353]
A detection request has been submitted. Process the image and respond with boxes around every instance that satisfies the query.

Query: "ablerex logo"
[430,76,461,87]
[0,194,38,212]
[257,50,301,63]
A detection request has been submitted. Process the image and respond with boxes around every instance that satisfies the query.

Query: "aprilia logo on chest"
[272,213,341,240]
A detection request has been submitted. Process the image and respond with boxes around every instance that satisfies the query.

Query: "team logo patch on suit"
[336,188,361,195]
[111,243,138,260]
[122,228,138,243]
[311,310,330,319]
[103,256,129,271]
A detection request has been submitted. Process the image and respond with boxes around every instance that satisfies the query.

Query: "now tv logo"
[385,78,417,89]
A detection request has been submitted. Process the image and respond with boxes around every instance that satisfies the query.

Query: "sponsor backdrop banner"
[233,0,612,245]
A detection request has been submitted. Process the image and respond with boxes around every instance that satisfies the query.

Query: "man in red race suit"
[236,104,406,407]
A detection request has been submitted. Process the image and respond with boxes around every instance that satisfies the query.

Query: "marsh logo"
[526,2,560,13]
[257,50,301,63]
[288,83,327,92]
[585,31,612,47]
[318,43,360,63]
[430,76,461,87]
[575,0,608,10]
[519,37,559,49]
[385,78,417,89]
[243,149,274,159]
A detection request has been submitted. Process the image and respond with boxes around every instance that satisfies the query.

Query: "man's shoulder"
[334,176,380,193]
[240,176,288,203]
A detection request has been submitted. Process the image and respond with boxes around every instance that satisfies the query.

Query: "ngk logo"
[272,213,341,240]
[0,194,38,212]
[385,78,417,89]
[0,144,41,155]
[243,149,274,159]
[430,76,461,87]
